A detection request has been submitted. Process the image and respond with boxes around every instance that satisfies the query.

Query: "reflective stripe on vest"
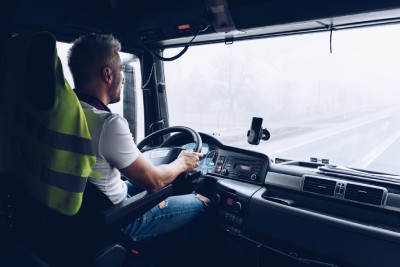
[0,133,88,192]
[1,101,94,156]
[0,31,99,215]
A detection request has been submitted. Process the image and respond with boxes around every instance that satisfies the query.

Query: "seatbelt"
[74,89,111,112]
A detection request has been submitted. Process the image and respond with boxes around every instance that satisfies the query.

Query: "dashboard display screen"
[182,143,218,174]
[235,164,250,171]
[182,142,209,154]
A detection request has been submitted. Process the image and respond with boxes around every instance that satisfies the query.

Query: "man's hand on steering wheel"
[178,150,204,173]
[134,126,204,194]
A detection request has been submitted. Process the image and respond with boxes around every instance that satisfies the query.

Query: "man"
[67,33,210,242]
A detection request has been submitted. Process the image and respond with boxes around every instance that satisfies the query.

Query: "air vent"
[344,184,384,206]
[303,177,336,196]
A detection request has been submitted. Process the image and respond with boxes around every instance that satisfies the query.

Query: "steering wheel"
[137,126,202,167]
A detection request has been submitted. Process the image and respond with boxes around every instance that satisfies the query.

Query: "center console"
[213,149,269,185]
[212,179,262,235]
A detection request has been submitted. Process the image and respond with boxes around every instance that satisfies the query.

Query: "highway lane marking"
[269,113,389,156]
[358,130,400,169]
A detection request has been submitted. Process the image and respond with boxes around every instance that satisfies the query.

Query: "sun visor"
[205,0,242,35]
[224,0,400,32]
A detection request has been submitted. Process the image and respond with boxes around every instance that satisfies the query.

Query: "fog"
[164,24,400,136]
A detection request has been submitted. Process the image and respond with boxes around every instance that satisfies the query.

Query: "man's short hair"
[68,33,121,88]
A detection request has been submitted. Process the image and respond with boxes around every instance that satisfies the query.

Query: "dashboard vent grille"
[344,184,384,206]
[303,177,336,196]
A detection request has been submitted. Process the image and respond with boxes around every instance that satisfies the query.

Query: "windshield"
[164,24,400,175]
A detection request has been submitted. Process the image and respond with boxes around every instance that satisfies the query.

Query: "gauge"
[182,142,209,154]
[182,143,211,172]
[182,142,195,152]
[200,149,218,174]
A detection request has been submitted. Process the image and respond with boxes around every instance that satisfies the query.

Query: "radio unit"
[214,155,267,184]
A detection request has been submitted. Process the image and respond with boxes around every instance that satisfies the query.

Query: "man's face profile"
[109,54,124,104]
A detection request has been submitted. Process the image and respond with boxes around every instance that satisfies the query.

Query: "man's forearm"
[120,151,201,193]
[150,157,186,191]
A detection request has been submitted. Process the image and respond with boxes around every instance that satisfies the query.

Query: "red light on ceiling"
[178,24,191,30]
[131,249,140,254]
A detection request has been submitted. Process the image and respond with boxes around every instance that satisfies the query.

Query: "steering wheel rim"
[137,126,202,153]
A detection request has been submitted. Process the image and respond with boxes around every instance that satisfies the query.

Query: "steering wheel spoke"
[137,126,203,167]
[142,147,185,166]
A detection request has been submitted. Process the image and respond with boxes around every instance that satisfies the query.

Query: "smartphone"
[247,117,263,145]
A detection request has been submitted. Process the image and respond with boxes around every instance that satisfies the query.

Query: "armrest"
[100,184,173,231]
[92,243,126,267]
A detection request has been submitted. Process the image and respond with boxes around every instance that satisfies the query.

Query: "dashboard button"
[250,174,257,181]
[233,202,242,213]
[215,164,222,173]
[221,169,229,175]
[213,194,221,204]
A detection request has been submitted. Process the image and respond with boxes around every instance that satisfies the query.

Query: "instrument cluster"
[182,142,219,174]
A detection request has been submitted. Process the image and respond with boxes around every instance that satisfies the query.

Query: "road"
[225,106,400,175]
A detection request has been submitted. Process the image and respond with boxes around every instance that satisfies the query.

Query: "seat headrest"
[24,32,56,111]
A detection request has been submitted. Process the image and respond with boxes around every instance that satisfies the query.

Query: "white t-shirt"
[81,101,140,204]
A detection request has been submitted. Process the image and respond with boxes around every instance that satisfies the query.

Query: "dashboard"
[180,137,269,185]
[171,132,400,266]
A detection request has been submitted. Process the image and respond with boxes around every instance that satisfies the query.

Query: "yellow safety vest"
[0,31,100,216]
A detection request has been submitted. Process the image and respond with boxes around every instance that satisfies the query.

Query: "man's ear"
[102,67,113,85]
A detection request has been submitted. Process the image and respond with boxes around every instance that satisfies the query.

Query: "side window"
[56,42,75,91]
[119,55,144,142]
[56,42,144,142]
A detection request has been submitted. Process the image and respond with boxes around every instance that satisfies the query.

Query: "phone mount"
[247,117,270,145]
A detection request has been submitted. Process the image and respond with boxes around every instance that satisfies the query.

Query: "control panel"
[213,190,247,235]
[213,151,269,185]
[212,179,263,236]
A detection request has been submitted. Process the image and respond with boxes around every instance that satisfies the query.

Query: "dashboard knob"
[250,174,257,181]
[221,169,229,176]
[213,194,221,204]
[233,202,242,213]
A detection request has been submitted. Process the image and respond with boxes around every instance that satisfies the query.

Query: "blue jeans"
[122,181,207,241]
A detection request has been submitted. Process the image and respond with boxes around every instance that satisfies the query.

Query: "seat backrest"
[0,175,18,236]
[0,31,98,266]
[0,26,15,236]
[0,31,97,216]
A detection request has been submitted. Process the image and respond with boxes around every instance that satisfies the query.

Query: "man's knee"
[195,194,211,206]
[159,200,167,209]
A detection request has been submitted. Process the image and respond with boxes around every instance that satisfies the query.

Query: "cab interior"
[2,0,400,266]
